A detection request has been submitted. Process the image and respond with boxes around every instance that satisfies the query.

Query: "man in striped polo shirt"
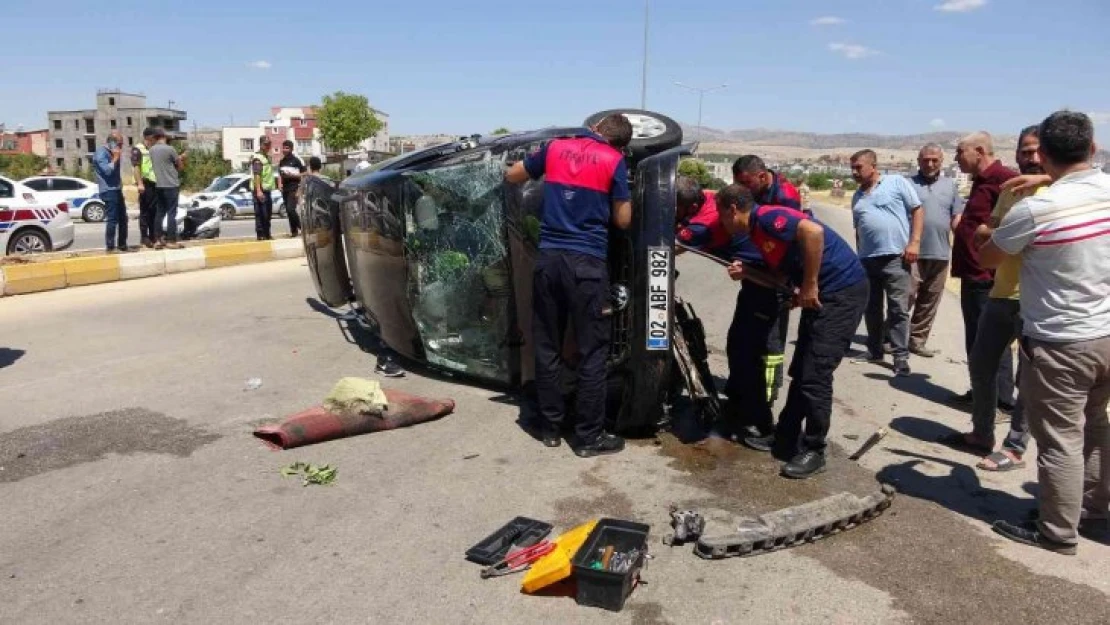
[984,111,1110,555]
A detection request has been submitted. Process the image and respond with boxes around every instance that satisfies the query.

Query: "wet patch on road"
[627,601,673,625]
[0,409,221,483]
[552,463,635,530]
[652,433,1110,624]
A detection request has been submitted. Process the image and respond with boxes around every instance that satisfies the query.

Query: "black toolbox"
[570,518,650,612]
[465,517,552,566]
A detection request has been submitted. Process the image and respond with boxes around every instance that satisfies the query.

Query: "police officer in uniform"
[131,128,160,248]
[251,136,277,240]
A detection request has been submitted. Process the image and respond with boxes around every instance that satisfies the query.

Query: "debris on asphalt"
[280,461,338,486]
[244,377,263,391]
[463,453,480,460]
[253,379,455,449]
[848,426,889,461]
[694,485,896,559]
[662,506,705,546]
[843,434,860,441]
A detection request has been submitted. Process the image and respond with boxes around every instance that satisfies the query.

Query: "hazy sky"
[4,0,1108,137]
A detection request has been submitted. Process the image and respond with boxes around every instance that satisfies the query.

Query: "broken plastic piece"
[244,377,262,391]
[695,485,895,559]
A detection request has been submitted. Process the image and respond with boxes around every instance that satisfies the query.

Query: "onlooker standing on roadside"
[92,130,129,253]
[849,149,924,377]
[278,140,305,237]
[951,132,1017,405]
[985,111,1110,555]
[251,136,276,241]
[906,144,963,357]
[131,128,160,248]
[943,126,1047,467]
[149,128,185,250]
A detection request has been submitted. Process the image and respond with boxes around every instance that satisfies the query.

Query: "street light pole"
[674,82,727,142]
[641,0,649,109]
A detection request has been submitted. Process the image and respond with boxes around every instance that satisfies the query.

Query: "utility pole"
[674,82,727,142]
[640,0,649,109]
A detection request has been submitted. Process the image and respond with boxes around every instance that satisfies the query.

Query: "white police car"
[185,174,285,220]
[0,175,75,255]
[20,176,105,223]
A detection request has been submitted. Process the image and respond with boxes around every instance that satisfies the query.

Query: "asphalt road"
[2,204,1108,624]
[69,216,293,251]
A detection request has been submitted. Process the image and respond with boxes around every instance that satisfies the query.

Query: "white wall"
[221,127,261,170]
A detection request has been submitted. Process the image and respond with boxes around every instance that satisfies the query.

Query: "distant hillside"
[680,123,1021,151]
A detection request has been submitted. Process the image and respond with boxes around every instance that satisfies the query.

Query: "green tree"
[805,172,833,191]
[316,92,383,162]
[678,159,713,187]
[490,127,511,135]
[0,154,47,180]
[181,147,232,192]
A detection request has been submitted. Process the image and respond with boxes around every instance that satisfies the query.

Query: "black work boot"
[740,426,775,453]
[782,450,827,479]
[575,433,625,458]
[541,424,562,448]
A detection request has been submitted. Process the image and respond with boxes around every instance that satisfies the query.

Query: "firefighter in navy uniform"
[717,184,868,479]
[674,176,783,447]
[504,114,634,457]
[731,155,806,410]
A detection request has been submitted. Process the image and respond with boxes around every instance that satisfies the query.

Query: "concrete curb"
[1,239,306,297]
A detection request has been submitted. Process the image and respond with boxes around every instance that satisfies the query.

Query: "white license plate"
[646,247,671,351]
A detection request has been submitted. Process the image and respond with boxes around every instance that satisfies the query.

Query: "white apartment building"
[222,105,390,171]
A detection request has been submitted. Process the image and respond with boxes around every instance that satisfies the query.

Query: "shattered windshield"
[402,151,512,382]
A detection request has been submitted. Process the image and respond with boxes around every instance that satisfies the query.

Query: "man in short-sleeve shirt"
[717,184,867,479]
[983,111,1110,554]
[951,131,1018,405]
[906,144,963,356]
[504,114,633,457]
[850,149,923,376]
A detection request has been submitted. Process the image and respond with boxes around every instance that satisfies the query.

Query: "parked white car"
[183,174,285,220]
[20,176,105,223]
[0,175,75,255]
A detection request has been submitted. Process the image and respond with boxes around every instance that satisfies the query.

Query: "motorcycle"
[162,207,221,240]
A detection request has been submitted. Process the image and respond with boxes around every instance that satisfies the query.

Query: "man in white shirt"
[982,111,1110,555]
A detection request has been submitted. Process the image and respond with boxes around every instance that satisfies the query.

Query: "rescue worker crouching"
[504,114,634,457]
[717,184,868,479]
[674,176,781,449]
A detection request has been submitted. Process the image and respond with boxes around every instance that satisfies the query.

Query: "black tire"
[583,109,683,160]
[83,201,106,223]
[219,204,236,220]
[6,228,51,255]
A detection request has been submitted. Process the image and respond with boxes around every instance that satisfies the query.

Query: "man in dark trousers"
[717,184,868,478]
[732,155,805,408]
[504,114,633,457]
[278,140,305,237]
[251,136,276,241]
[131,128,160,248]
[675,176,782,449]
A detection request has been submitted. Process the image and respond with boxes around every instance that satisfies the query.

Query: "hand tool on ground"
[480,541,556,578]
[675,242,795,297]
[849,426,889,461]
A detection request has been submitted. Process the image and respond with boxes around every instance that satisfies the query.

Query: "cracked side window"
[402,153,512,382]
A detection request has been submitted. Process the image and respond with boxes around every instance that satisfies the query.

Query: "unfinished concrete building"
[47,90,186,176]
